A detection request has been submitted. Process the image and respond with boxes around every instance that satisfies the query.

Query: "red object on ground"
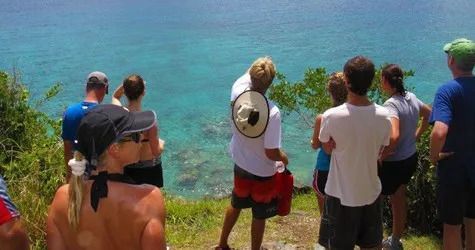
[276,168,293,216]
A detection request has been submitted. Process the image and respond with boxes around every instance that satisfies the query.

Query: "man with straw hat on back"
[216,57,289,250]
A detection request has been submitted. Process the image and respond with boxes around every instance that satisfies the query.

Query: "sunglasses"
[118,132,141,143]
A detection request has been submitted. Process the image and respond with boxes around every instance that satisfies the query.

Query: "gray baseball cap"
[86,71,109,86]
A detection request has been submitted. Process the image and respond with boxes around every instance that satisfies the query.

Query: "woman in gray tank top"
[378,64,431,249]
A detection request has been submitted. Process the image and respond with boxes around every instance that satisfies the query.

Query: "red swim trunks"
[0,175,20,225]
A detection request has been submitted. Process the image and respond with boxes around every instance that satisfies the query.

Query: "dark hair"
[343,56,375,96]
[123,74,145,101]
[382,64,406,96]
[86,77,107,92]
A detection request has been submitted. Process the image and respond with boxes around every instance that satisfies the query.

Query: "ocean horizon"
[1,0,474,198]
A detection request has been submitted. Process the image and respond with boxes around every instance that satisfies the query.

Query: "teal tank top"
[315,148,330,171]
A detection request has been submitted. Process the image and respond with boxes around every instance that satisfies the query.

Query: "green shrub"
[0,70,64,249]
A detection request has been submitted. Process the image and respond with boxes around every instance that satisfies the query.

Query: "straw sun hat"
[232,90,269,138]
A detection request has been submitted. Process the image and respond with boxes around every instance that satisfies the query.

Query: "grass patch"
[164,192,441,249]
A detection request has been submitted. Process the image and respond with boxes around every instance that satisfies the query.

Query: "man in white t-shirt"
[216,57,289,250]
[317,56,391,249]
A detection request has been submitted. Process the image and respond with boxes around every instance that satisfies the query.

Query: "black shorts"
[124,161,163,188]
[437,156,475,225]
[231,165,278,220]
[313,170,328,196]
[318,195,383,249]
[379,153,417,195]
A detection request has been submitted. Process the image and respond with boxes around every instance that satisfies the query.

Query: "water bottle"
[275,161,285,173]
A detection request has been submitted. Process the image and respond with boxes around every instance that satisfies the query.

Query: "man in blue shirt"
[62,71,109,180]
[430,38,475,249]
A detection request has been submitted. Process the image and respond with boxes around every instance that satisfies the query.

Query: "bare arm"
[63,140,73,181]
[430,121,449,165]
[0,218,29,250]
[416,104,431,141]
[142,219,166,250]
[380,117,399,160]
[46,218,66,250]
[46,188,68,250]
[321,138,335,154]
[111,84,124,106]
[141,188,166,250]
[147,125,163,157]
[318,114,335,154]
[264,148,289,166]
[158,139,165,154]
[310,115,323,149]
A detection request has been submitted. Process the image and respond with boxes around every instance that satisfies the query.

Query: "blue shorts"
[0,175,20,225]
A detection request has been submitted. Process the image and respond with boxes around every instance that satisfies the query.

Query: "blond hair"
[327,72,347,107]
[249,57,276,91]
[68,151,108,230]
[68,151,85,230]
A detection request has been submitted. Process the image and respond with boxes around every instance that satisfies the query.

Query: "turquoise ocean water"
[1,0,474,198]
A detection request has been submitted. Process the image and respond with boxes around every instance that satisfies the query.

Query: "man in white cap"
[430,38,475,249]
[216,57,289,250]
[62,71,109,181]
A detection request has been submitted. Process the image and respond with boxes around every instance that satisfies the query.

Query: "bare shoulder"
[51,184,69,206]
[48,184,70,220]
[119,184,165,216]
[137,186,165,214]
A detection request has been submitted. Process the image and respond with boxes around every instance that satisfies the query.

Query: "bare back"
[140,129,154,161]
[47,181,165,250]
[140,126,163,161]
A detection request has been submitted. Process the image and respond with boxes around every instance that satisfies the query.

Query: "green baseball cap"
[443,38,475,63]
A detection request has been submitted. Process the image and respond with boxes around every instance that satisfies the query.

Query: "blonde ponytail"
[68,151,86,230]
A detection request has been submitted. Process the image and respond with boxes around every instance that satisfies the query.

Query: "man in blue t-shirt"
[62,71,109,180]
[430,38,475,249]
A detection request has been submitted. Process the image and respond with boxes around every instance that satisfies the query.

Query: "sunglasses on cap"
[88,76,109,94]
[118,132,141,143]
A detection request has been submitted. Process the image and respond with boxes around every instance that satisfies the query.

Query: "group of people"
[216,37,475,250]
[0,37,473,250]
[310,63,431,250]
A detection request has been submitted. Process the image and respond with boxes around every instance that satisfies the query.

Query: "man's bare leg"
[251,218,265,250]
[0,218,29,250]
[217,206,241,248]
[443,223,462,250]
[464,218,475,250]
